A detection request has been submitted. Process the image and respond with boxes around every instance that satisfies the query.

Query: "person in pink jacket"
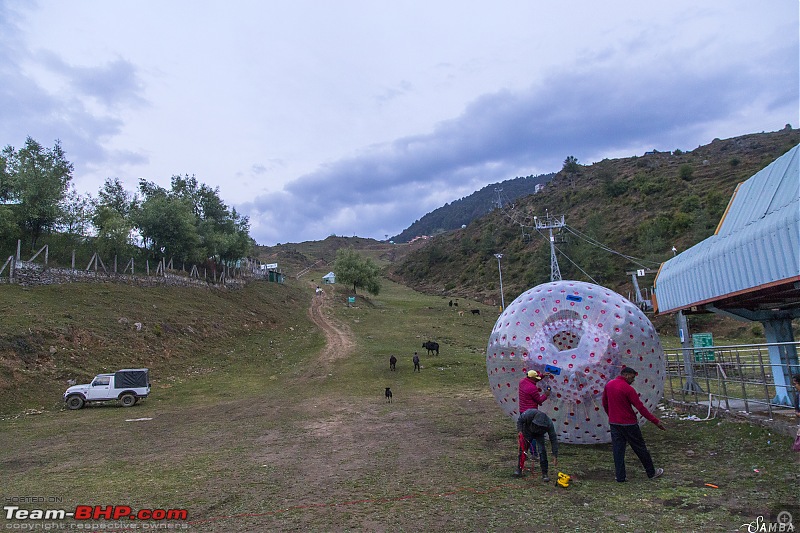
[602,366,666,482]
[514,370,552,477]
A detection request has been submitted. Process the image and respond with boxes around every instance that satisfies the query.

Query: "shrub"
[678,164,694,181]
[604,179,629,198]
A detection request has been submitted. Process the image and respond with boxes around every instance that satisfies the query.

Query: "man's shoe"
[542,475,550,482]
[513,468,523,477]
[650,468,664,479]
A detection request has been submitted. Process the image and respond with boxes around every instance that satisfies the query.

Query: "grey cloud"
[375,80,413,105]
[35,51,147,108]
[243,45,797,245]
[0,7,147,176]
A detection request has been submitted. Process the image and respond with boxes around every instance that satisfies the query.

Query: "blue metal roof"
[654,144,800,314]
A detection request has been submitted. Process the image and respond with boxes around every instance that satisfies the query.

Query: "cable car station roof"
[654,144,800,320]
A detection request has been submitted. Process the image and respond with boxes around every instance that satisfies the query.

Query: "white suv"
[64,368,150,410]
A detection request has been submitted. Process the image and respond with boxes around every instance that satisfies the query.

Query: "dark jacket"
[516,409,558,457]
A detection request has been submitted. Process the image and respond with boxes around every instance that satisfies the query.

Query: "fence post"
[16,239,21,262]
[677,311,703,393]
[9,255,15,283]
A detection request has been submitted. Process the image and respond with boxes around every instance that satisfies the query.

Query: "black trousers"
[610,423,655,481]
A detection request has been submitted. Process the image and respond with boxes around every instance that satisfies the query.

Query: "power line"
[563,225,661,268]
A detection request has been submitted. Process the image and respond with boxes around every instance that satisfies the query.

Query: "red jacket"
[519,377,548,414]
[602,375,660,425]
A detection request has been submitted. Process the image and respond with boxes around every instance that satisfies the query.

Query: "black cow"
[471,309,480,315]
[423,341,439,356]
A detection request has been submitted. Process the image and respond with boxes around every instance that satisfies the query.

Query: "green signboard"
[692,332,715,362]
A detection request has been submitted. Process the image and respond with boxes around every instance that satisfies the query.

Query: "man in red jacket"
[519,369,550,414]
[602,366,666,482]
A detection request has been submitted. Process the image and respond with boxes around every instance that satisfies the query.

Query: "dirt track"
[307,287,355,366]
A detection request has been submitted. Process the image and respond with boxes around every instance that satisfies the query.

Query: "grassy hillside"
[389,128,800,338]
[0,280,318,415]
[391,172,554,243]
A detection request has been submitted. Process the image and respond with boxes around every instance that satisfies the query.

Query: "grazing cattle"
[389,355,397,371]
[385,387,393,402]
[423,341,439,356]
[470,309,480,315]
[458,310,464,317]
[449,300,453,307]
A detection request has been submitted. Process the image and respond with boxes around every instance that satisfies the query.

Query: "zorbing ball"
[486,280,665,444]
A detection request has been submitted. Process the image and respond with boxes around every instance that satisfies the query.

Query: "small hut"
[322,272,336,284]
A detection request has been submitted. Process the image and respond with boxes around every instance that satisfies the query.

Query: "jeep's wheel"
[120,393,136,407]
[66,396,84,410]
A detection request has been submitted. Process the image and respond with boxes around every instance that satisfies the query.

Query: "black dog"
[385,387,393,402]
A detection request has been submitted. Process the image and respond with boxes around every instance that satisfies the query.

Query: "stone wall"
[0,261,248,290]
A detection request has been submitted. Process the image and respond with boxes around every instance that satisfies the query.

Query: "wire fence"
[0,240,283,287]
[664,341,800,419]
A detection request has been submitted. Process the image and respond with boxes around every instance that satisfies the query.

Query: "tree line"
[1,137,253,267]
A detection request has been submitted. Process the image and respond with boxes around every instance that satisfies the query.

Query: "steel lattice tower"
[534,212,565,282]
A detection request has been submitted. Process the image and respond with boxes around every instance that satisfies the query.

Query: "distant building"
[322,272,336,284]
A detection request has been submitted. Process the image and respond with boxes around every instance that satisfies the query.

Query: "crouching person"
[514,409,558,482]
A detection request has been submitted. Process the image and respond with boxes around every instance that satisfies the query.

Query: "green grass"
[1,275,797,532]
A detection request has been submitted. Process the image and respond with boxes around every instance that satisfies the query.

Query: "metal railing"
[663,341,800,419]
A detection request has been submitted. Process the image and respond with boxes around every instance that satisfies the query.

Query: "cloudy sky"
[1,1,797,245]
